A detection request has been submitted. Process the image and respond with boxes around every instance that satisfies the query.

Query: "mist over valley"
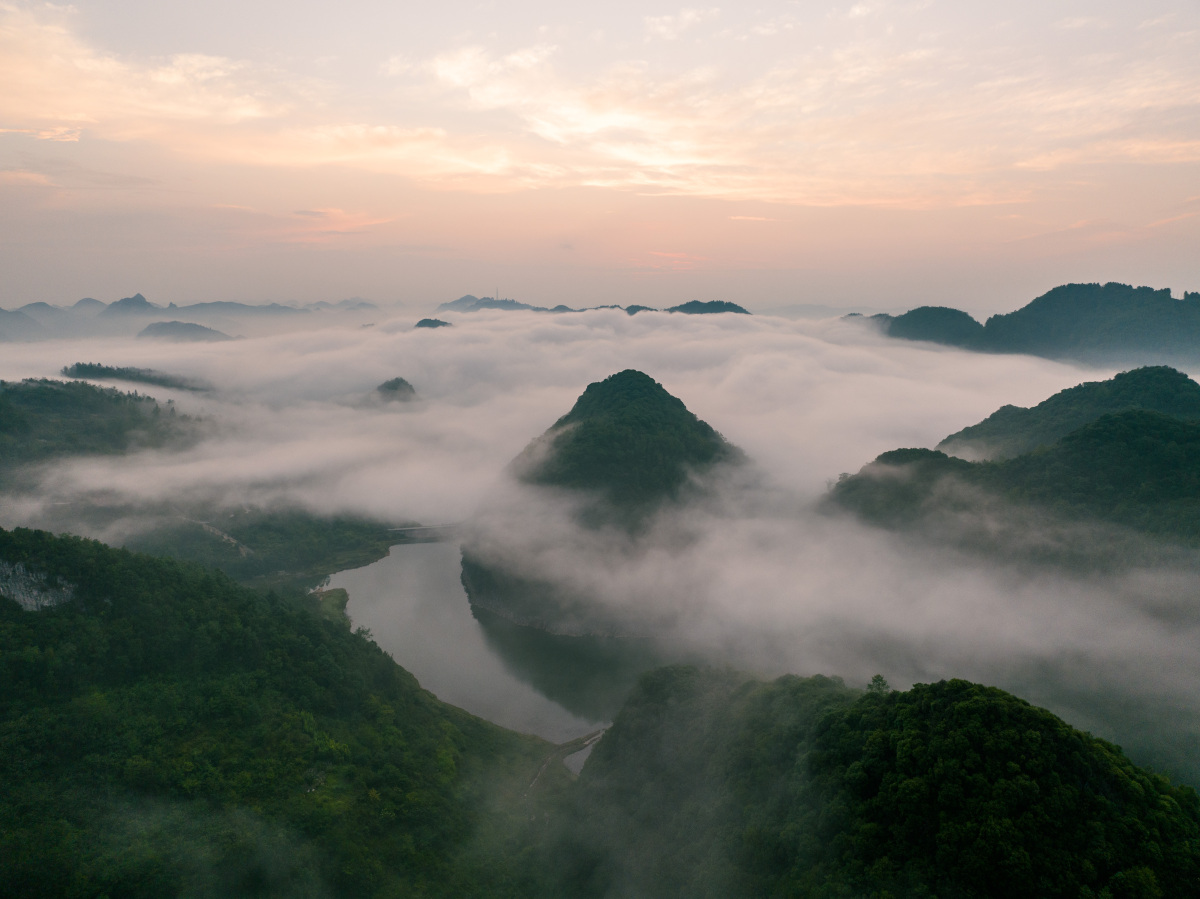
[7,0,1200,886]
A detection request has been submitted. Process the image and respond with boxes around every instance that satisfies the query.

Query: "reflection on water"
[327,542,603,743]
[472,606,668,721]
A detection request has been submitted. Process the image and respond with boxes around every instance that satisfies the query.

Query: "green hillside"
[0,378,194,475]
[982,283,1200,358]
[0,378,399,592]
[5,528,1198,897]
[834,409,1200,544]
[124,506,404,591]
[940,366,1200,460]
[463,370,741,637]
[516,369,739,513]
[62,362,211,392]
[536,666,1200,898]
[0,527,563,898]
[883,305,984,348]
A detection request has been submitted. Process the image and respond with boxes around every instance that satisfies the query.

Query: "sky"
[2,0,1199,313]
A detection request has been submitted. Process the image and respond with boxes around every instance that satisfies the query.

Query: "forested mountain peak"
[833,405,1200,549]
[516,369,740,509]
[940,365,1200,460]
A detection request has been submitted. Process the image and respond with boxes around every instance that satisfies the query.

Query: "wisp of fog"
[4,306,1197,776]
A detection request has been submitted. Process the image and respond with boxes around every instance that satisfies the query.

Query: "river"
[327,541,604,744]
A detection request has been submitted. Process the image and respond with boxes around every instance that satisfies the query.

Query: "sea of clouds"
[3,307,1198,776]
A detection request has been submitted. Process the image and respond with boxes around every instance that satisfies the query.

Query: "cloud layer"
[6,309,1200,774]
[5,2,1198,203]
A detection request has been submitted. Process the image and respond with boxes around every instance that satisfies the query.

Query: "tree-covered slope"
[537,667,1200,899]
[124,506,405,591]
[62,362,211,392]
[883,305,984,348]
[461,370,742,636]
[982,282,1200,358]
[939,366,1200,460]
[0,380,400,591]
[833,409,1200,544]
[0,378,194,474]
[515,369,739,512]
[0,527,562,898]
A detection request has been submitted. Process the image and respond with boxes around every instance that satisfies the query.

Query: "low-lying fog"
[4,307,1198,775]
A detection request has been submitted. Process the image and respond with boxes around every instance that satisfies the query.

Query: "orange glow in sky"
[1,1,1198,313]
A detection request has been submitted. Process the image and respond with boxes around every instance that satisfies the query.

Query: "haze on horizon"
[2,0,1198,314]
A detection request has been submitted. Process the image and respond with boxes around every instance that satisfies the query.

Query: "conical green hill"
[515,370,739,508]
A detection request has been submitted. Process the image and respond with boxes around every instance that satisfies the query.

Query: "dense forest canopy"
[878,305,983,347]
[0,375,400,593]
[834,408,1200,545]
[517,369,740,512]
[939,366,1200,460]
[0,527,563,898]
[0,379,194,475]
[534,666,1200,898]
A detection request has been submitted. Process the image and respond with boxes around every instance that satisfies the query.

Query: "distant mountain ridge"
[137,321,233,342]
[437,296,750,316]
[0,294,380,341]
[0,308,43,341]
[831,366,1200,550]
[870,282,1200,362]
[0,526,562,896]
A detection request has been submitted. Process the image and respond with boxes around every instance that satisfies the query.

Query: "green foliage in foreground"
[939,366,1200,460]
[0,527,561,898]
[125,507,404,590]
[62,362,210,392]
[0,379,193,474]
[833,409,1200,544]
[540,667,1200,898]
[517,369,739,512]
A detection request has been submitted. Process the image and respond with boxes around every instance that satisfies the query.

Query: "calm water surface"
[328,542,603,743]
